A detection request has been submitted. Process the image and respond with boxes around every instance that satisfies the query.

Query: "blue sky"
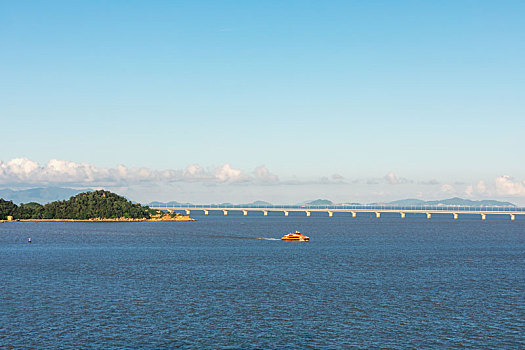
[1,1,525,203]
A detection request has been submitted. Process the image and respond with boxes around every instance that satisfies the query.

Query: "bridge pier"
[150,206,524,222]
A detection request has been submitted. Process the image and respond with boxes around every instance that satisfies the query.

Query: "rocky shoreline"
[1,215,195,223]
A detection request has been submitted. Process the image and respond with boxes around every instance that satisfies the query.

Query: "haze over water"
[1,216,524,348]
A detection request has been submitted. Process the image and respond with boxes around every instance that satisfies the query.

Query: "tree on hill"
[0,199,18,220]
[0,190,151,220]
[40,190,151,219]
[15,202,44,219]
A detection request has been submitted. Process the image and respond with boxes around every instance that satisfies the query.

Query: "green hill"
[1,190,151,220]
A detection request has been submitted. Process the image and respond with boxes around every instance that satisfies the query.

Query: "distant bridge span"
[149,205,525,221]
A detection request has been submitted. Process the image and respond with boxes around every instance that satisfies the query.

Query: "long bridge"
[150,204,525,221]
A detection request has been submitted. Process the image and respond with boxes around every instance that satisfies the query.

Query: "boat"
[281,231,309,242]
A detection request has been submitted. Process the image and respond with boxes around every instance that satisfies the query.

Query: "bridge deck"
[150,205,524,219]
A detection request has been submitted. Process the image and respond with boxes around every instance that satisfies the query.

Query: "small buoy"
[28,238,31,244]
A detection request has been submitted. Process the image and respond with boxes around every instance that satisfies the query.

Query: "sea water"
[1,215,524,348]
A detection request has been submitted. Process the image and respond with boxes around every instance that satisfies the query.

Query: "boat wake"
[212,235,280,241]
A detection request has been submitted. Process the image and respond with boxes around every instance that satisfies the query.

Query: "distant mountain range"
[148,200,274,207]
[148,201,194,207]
[304,197,516,207]
[4,188,514,208]
[247,200,273,206]
[0,187,87,204]
[150,197,516,207]
[386,197,516,207]
[303,199,334,205]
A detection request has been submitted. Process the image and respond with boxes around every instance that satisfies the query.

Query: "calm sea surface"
[1,215,524,349]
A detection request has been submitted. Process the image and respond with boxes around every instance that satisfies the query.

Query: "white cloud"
[495,175,525,196]
[443,177,525,199]
[440,184,456,194]
[445,177,525,199]
[0,157,363,189]
[4,158,525,205]
[183,164,208,180]
[214,164,251,183]
[0,158,257,187]
[0,158,40,182]
[476,180,487,194]
[384,172,410,185]
[253,165,279,184]
[385,172,398,184]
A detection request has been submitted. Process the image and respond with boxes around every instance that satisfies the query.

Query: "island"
[0,190,194,222]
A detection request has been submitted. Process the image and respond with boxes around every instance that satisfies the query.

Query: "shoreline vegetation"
[0,216,195,223]
[0,190,194,222]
